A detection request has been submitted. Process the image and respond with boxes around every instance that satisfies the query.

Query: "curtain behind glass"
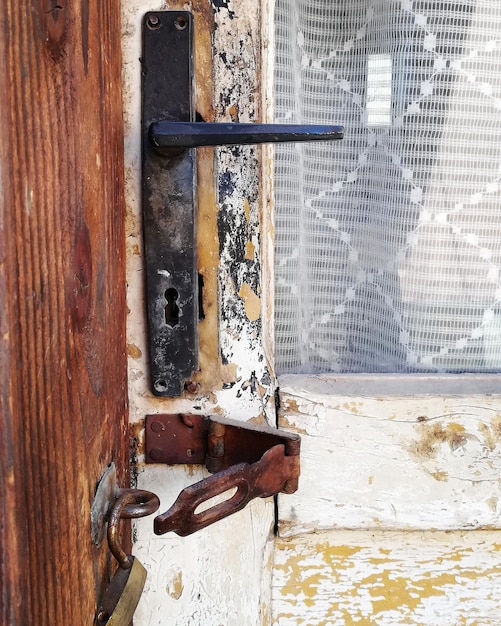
[274,0,501,374]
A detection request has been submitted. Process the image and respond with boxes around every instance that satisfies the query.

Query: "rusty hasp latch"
[145,414,300,536]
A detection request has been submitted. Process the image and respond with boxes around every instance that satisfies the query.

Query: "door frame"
[0,3,129,623]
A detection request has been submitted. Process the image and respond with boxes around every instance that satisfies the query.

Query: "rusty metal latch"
[145,414,300,536]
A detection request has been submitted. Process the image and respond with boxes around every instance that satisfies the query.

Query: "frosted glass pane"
[274,0,501,374]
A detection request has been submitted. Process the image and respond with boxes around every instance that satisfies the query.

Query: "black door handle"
[149,122,344,156]
[142,10,345,396]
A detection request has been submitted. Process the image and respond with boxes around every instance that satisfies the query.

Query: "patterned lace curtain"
[274,0,501,374]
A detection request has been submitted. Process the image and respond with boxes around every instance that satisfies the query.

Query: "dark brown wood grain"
[0,1,128,623]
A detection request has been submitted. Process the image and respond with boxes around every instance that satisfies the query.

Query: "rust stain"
[412,422,467,459]
[132,244,140,255]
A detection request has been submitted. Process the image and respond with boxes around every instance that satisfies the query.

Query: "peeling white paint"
[122,1,275,624]
[122,2,501,624]
[277,374,501,535]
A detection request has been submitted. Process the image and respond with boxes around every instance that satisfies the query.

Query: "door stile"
[0,2,129,623]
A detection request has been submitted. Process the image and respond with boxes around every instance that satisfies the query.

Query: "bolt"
[149,448,164,461]
[150,421,165,433]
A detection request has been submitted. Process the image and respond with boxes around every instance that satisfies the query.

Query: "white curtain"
[274,0,501,374]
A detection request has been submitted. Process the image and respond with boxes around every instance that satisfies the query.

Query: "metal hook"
[108,490,160,569]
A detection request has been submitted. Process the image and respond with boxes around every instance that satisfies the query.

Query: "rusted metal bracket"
[145,414,300,536]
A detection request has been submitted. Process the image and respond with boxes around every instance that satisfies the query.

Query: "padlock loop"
[118,488,160,519]
[108,492,136,569]
[107,489,160,568]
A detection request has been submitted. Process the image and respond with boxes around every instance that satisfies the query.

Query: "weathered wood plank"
[272,529,501,625]
[0,1,128,623]
[278,374,501,535]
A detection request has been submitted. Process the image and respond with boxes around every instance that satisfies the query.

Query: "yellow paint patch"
[430,470,448,481]
[282,399,300,413]
[244,197,251,223]
[221,362,238,385]
[273,532,501,625]
[126,343,142,359]
[228,104,239,121]
[362,570,455,615]
[342,401,360,414]
[477,417,501,451]
[486,496,498,512]
[245,240,255,260]
[279,413,308,435]
[166,570,184,600]
[239,282,261,321]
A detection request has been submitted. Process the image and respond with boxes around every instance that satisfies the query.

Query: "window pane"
[274,0,501,374]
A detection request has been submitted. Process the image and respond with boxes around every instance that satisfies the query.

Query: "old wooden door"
[0,2,129,624]
[121,0,501,625]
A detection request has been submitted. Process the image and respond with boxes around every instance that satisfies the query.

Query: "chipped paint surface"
[272,530,501,625]
[122,0,274,624]
[239,282,261,321]
[277,374,501,535]
[122,1,501,623]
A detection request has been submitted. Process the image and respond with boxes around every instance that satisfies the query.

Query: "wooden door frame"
[0,3,129,623]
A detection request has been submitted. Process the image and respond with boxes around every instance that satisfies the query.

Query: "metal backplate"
[145,413,207,465]
[91,463,117,547]
[142,11,198,396]
[144,413,301,471]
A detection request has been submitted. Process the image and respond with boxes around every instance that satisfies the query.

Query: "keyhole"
[164,288,180,327]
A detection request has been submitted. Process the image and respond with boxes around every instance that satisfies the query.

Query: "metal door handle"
[142,11,344,396]
[149,121,343,155]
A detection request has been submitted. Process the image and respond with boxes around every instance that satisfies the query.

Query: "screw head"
[184,381,199,394]
[174,15,188,30]
[146,14,160,29]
